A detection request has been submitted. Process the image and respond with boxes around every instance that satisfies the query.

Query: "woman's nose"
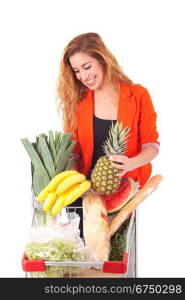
[79,70,88,81]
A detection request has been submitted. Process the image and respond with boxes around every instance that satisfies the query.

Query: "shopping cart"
[22,203,136,278]
[22,174,163,278]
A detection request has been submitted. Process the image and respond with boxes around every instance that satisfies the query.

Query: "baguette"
[108,175,163,237]
[83,192,110,262]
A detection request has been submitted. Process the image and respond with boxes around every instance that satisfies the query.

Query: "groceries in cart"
[24,211,86,277]
[83,192,110,263]
[21,130,163,278]
[37,170,91,216]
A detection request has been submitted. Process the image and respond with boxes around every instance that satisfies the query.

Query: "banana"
[56,173,86,195]
[43,192,58,212]
[63,180,91,207]
[36,185,50,203]
[36,170,78,203]
[47,170,78,192]
[51,184,79,216]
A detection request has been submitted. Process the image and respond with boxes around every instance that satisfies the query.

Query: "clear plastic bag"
[25,211,86,277]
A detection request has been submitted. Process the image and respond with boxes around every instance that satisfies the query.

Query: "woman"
[56,32,159,233]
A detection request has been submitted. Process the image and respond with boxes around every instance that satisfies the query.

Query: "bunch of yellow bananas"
[36,170,91,216]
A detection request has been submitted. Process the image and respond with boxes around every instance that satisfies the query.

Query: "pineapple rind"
[91,156,120,195]
[91,121,130,195]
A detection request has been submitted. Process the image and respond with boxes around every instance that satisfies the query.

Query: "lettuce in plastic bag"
[26,239,84,277]
[25,211,85,277]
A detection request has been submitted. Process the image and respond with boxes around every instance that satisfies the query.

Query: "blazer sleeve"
[138,87,160,147]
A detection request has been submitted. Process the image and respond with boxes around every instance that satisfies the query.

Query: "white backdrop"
[0,0,185,277]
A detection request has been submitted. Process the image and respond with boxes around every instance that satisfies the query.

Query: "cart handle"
[22,252,128,274]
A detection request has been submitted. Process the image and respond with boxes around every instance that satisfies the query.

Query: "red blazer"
[70,83,159,187]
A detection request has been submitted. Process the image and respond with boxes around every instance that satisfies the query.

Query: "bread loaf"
[83,192,110,262]
[109,175,163,237]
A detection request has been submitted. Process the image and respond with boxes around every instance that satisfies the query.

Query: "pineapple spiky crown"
[102,121,130,156]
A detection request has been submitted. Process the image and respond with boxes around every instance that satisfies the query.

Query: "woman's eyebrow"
[81,61,91,67]
[72,61,91,70]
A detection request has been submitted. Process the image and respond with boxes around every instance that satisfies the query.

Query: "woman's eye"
[73,65,91,74]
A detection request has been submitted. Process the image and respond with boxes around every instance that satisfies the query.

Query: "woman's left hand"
[109,155,136,177]
[109,147,159,177]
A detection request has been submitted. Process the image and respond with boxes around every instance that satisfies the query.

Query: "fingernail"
[109,156,112,160]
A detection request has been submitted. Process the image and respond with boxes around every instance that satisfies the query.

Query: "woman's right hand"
[69,160,79,171]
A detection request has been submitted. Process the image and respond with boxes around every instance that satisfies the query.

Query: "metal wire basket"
[22,202,136,278]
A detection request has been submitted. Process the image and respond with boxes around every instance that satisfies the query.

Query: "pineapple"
[91,121,130,195]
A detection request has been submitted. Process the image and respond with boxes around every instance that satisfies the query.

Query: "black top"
[87,115,117,178]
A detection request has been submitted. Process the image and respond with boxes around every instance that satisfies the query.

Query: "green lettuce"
[26,239,84,278]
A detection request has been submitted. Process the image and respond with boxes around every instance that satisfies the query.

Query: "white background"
[0,0,185,278]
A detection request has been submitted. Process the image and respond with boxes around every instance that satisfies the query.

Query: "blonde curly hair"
[56,32,133,132]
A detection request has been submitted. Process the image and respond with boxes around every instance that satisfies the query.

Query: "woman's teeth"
[86,78,95,85]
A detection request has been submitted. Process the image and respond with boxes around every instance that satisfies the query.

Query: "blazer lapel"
[117,83,136,129]
[78,90,94,173]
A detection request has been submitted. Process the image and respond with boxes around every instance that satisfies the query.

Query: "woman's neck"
[93,82,120,105]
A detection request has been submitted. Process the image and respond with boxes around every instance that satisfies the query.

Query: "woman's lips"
[85,76,96,86]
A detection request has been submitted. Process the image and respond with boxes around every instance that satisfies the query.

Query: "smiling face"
[69,52,105,91]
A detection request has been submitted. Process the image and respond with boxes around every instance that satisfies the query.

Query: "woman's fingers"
[110,155,128,170]
[118,171,126,177]
[109,155,130,176]
[109,155,128,163]
[111,162,124,169]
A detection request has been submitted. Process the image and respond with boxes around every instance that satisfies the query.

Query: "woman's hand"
[110,146,159,177]
[110,155,135,177]
[69,160,79,171]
